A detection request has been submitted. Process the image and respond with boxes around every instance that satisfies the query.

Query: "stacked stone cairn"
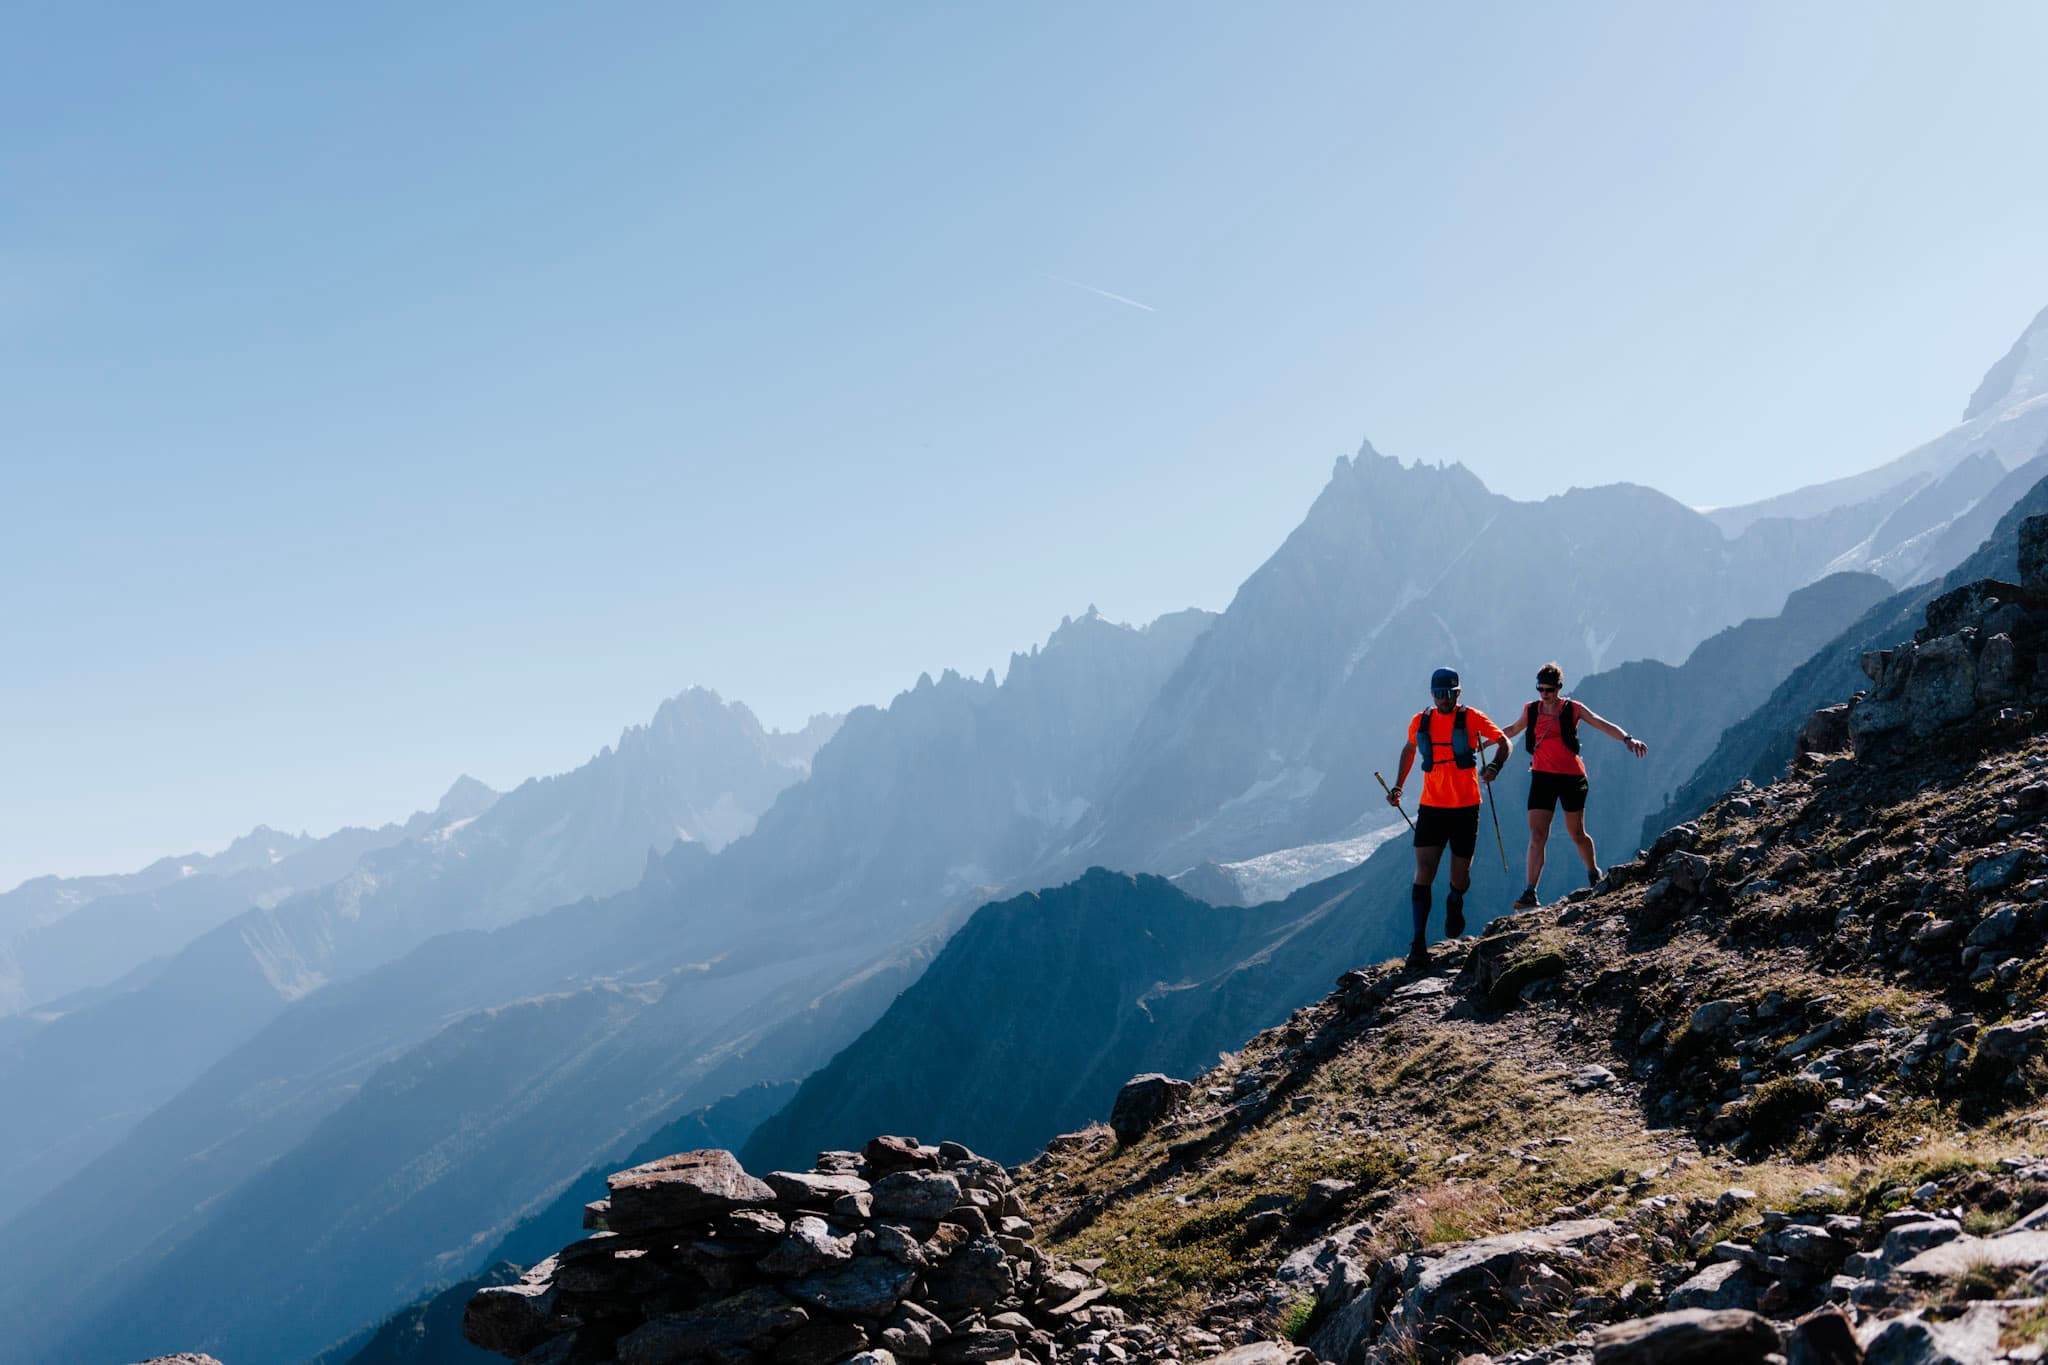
[465,1137,1126,1365]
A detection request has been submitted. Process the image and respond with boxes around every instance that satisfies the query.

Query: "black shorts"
[1528,770,1590,814]
[1414,804,1480,858]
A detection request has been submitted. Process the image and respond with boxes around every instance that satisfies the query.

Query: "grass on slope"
[1017,733,2048,1350]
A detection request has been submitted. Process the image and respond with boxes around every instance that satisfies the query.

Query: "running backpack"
[1415,707,1475,772]
[1523,699,1580,757]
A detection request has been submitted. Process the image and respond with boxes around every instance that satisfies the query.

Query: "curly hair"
[1535,661,1564,688]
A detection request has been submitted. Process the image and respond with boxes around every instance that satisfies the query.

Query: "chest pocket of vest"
[1524,700,1580,756]
[1417,708,1474,771]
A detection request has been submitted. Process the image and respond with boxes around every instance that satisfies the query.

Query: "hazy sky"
[6,3,2048,885]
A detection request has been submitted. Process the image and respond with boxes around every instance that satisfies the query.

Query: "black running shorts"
[1528,770,1590,814]
[1414,803,1480,857]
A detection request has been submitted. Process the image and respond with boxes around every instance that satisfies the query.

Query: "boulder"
[464,1276,559,1355]
[1785,1307,1861,1365]
[1769,1222,1856,1276]
[784,1255,918,1318]
[1798,703,1853,756]
[2021,513,2048,593]
[759,1214,858,1276]
[1690,999,1741,1035]
[1878,1219,1961,1265]
[1967,851,2025,893]
[1110,1073,1194,1145]
[777,1319,874,1365]
[1978,632,2019,704]
[1592,1308,1781,1365]
[1660,850,1711,894]
[872,1170,963,1221]
[1665,1259,1763,1311]
[880,1300,951,1357]
[604,1150,776,1233]
[1201,1346,1315,1365]
[932,1327,1020,1362]
[926,1235,1014,1309]
[865,1135,942,1175]
[766,1169,873,1208]
[1371,1220,1614,1356]
[1976,1014,2048,1068]
[1891,1229,2048,1279]
[616,1286,807,1364]
[1860,1303,2002,1364]
[1292,1178,1357,1226]
[1966,906,2018,947]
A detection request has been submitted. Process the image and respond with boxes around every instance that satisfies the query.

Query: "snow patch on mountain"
[1016,790,1091,829]
[1214,824,1407,905]
[1582,623,1619,674]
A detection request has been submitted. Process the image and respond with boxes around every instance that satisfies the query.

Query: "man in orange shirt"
[1386,667,1511,969]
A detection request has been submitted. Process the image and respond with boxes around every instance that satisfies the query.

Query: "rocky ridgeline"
[463,1136,1198,1365]
[1266,1159,2048,1364]
[1846,512,2048,769]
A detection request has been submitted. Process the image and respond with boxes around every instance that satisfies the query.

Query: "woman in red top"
[1498,661,1647,908]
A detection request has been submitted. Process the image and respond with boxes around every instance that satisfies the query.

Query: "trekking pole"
[1373,771,1415,832]
[1483,766,1510,874]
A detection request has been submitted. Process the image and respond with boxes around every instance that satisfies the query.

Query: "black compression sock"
[1410,883,1431,938]
[1445,884,1467,936]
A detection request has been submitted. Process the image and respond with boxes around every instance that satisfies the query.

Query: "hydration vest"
[1415,707,1475,772]
[1523,699,1580,757]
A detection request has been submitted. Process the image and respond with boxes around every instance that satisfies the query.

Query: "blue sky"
[5,2,2048,884]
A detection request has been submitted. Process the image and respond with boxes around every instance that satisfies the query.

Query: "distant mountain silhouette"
[0,688,828,1225]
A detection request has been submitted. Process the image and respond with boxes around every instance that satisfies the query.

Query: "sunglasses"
[1431,687,1460,698]
[1536,684,1560,694]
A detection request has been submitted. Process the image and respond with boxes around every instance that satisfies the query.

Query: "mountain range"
[0,689,836,1225]
[0,782,498,1017]
[5,302,2048,1364]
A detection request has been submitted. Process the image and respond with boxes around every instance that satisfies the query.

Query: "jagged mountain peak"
[1323,439,1494,504]
[1963,300,2048,422]
[433,774,499,819]
[1033,604,1215,661]
[629,685,760,746]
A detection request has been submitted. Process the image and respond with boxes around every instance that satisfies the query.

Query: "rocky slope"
[995,515,2048,1363]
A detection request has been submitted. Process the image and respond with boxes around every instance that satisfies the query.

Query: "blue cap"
[1430,667,1460,692]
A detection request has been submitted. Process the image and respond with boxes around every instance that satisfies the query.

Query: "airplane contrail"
[1043,272,1156,313]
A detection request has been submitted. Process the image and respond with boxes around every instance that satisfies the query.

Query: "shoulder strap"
[1523,701,1539,756]
[1560,698,1581,754]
